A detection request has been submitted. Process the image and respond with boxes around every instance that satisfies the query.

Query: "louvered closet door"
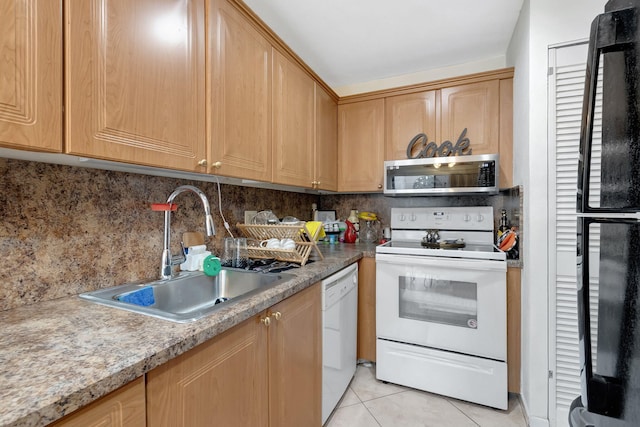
[548,43,602,427]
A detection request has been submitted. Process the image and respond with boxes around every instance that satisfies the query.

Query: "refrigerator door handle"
[577,216,640,418]
[577,6,639,214]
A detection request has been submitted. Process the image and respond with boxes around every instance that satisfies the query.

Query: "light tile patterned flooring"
[325,364,529,427]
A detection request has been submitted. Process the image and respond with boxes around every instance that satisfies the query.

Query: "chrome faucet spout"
[161,185,215,279]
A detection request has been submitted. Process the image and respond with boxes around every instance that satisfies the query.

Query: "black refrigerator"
[571,1,640,426]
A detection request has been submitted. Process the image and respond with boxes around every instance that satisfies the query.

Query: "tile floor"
[325,364,529,427]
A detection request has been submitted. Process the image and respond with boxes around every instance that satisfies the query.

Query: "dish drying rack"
[236,223,324,266]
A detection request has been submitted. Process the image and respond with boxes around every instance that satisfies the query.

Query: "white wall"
[334,56,508,97]
[506,0,606,426]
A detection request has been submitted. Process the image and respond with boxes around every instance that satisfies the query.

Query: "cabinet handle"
[197,159,208,167]
[261,317,271,326]
[270,311,282,321]
[212,161,222,169]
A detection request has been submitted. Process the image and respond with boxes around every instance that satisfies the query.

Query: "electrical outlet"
[244,210,258,224]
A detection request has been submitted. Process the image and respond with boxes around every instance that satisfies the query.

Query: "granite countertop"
[0,244,375,427]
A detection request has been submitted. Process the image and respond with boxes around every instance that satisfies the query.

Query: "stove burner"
[241,258,310,273]
[420,240,466,249]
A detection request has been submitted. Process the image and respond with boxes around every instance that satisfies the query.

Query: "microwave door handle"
[577,7,638,214]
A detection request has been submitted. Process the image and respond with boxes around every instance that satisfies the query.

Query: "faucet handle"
[151,203,178,211]
[170,242,187,266]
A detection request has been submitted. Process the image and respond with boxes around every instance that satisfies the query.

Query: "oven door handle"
[376,253,506,272]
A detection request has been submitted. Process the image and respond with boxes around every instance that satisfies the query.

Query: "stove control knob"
[477,214,484,222]
[463,214,471,222]
[410,214,417,221]
[399,214,406,221]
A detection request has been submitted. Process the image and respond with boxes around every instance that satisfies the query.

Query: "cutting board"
[182,231,205,247]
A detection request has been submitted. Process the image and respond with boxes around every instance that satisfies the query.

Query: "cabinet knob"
[270,311,282,321]
[378,184,383,189]
[197,159,208,167]
[212,161,222,169]
[261,317,271,326]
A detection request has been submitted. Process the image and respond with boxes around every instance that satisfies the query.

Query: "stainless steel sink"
[79,269,294,323]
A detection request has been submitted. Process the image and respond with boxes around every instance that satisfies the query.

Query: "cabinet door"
[499,78,514,187]
[0,0,61,152]
[272,50,315,187]
[507,267,521,393]
[209,0,272,181]
[146,316,269,427]
[315,84,338,191]
[337,99,385,192]
[357,257,376,362]
[385,91,438,160]
[440,80,499,155]
[268,283,321,427]
[51,377,145,427]
[65,0,206,172]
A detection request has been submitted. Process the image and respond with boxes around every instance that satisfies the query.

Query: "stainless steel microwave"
[383,154,499,196]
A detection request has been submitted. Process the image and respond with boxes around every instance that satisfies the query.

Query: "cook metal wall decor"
[406,128,472,158]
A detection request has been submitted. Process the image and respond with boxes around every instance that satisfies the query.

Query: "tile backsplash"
[0,159,319,311]
[321,188,521,233]
[0,157,522,312]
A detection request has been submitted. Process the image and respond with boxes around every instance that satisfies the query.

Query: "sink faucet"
[161,185,215,279]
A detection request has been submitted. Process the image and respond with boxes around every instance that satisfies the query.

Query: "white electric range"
[375,206,508,410]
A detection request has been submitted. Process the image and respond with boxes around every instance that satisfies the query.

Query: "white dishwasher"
[322,263,358,425]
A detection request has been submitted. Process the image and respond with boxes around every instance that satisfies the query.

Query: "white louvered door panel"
[548,43,602,427]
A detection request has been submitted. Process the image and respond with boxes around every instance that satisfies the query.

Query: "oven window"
[399,275,478,328]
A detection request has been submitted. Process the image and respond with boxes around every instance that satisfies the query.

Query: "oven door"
[376,253,507,361]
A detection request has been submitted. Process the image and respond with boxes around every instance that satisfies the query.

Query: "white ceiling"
[243,0,524,92]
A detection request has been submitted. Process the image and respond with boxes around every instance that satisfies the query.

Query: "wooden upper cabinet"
[209,0,272,181]
[0,0,62,152]
[440,80,500,155]
[338,99,385,192]
[499,78,514,187]
[272,50,315,188]
[315,85,338,191]
[65,0,206,171]
[385,91,438,160]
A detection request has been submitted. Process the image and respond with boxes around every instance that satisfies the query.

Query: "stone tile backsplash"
[0,157,522,311]
[0,159,319,311]
[320,188,521,232]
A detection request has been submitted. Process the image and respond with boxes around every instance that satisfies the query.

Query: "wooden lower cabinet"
[146,282,321,427]
[146,315,268,426]
[51,377,145,427]
[357,257,376,362]
[507,267,521,393]
[268,283,322,427]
